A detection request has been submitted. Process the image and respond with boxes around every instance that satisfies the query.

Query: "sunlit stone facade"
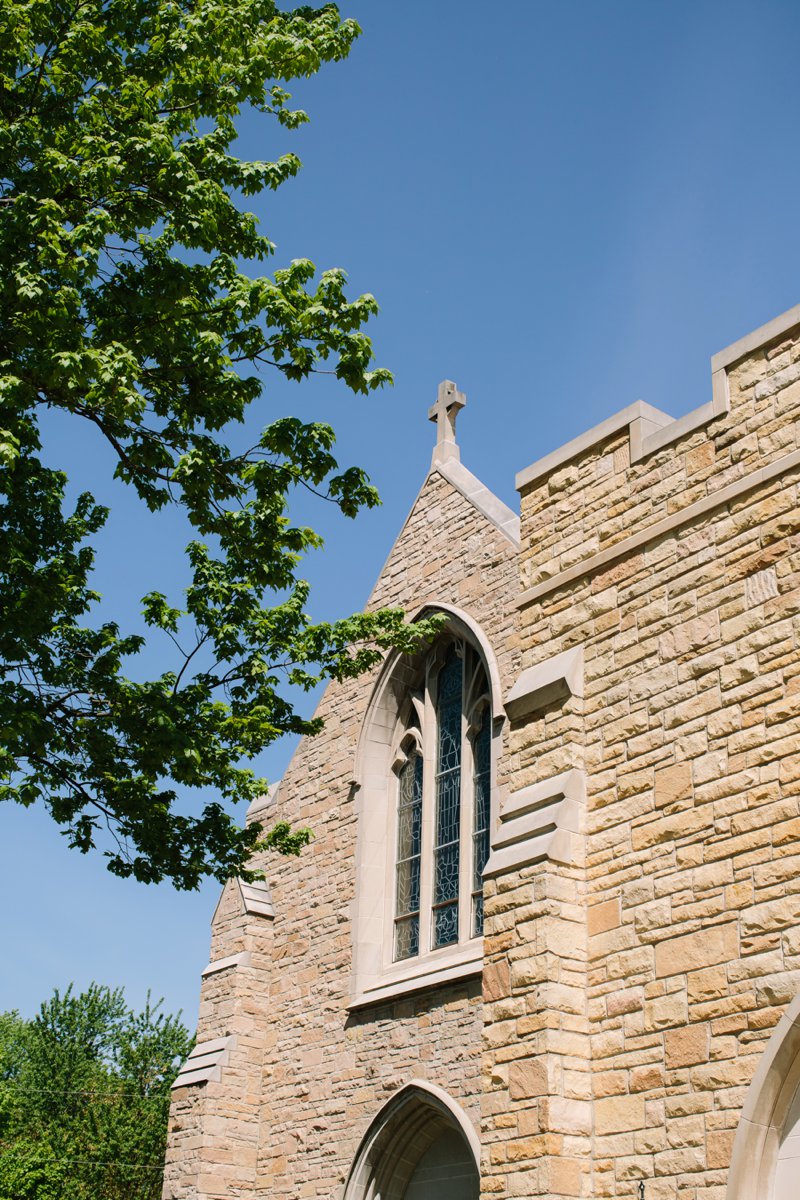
[164,305,800,1200]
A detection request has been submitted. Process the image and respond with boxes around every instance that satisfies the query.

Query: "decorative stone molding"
[210,876,274,924]
[484,768,586,877]
[504,646,584,720]
[434,458,520,548]
[515,401,675,492]
[245,780,280,825]
[171,1034,236,1090]
[348,942,483,1010]
[371,460,520,591]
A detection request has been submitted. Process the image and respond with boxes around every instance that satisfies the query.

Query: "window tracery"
[392,641,491,964]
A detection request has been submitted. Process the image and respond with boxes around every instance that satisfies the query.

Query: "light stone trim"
[711,300,800,373]
[727,993,800,1199]
[515,401,673,491]
[245,779,280,825]
[201,951,251,978]
[239,878,275,918]
[353,603,506,784]
[348,942,483,1010]
[434,459,520,547]
[515,301,800,490]
[639,372,728,460]
[171,1034,236,1090]
[504,646,584,719]
[484,768,586,878]
[517,444,800,609]
[210,876,275,925]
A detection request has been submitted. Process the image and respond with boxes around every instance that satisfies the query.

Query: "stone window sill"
[348,940,483,1010]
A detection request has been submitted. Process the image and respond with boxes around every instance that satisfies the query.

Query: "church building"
[162,303,800,1200]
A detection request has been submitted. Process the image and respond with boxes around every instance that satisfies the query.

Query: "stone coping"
[504,646,584,720]
[201,951,251,978]
[515,301,800,492]
[171,1034,236,1090]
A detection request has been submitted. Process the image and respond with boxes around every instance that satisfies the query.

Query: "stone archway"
[343,1080,480,1200]
[728,995,800,1199]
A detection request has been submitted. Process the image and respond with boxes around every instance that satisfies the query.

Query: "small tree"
[0,984,193,1200]
[0,0,439,888]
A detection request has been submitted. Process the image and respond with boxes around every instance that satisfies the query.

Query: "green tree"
[0,984,193,1200]
[0,0,439,888]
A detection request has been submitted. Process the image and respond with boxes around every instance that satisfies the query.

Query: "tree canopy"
[0,984,192,1200]
[0,0,438,887]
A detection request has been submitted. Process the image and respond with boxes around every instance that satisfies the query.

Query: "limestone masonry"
[163,305,800,1199]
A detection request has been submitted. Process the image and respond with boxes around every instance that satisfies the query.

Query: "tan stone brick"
[741,893,800,938]
[547,1155,584,1194]
[588,897,621,936]
[655,923,738,978]
[595,1095,646,1135]
[654,761,693,809]
[687,965,728,1004]
[607,988,642,1017]
[665,1024,710,1068]
[484,958,510,1003]
[632,805,711,852]
[707,1129,736,1170]
[630,1065,665,1092]
[509,1058,548,1100]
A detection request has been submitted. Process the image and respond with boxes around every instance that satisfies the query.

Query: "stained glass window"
[433,652,463,948]
[472,708,491,937]
[394,751,423,961]
[390,638,491,966]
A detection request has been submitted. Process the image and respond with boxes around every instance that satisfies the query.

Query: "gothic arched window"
[392,642,492,963]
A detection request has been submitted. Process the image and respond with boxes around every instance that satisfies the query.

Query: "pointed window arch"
[343,1080,480,1200]
[351,606,501,1008]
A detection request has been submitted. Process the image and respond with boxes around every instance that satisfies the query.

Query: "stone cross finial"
[428,380,466,467]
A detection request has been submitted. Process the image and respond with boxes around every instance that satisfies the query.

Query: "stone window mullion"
[416,670,437,958]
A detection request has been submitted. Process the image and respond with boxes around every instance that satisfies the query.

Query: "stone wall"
[163,309,800,1200]
[507,315,800,1198]
[163,465,520,1199]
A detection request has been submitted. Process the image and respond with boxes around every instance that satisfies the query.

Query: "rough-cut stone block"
[665,1024,710,1068]
[595,1095,646,1135]
[655,924,738,979]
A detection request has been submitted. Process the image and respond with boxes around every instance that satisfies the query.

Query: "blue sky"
[3,0,800,1025]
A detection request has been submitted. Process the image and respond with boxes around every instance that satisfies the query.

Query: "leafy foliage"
[0,984,193,1200]
[0,0,440,886]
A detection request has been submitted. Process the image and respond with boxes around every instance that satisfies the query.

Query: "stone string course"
[163,316,800,1200]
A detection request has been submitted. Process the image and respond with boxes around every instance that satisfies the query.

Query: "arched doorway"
[776,1081,800,1198]
[343,1080,480,1200]
[728,995,800,1199]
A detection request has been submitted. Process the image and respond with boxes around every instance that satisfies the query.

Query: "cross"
[428,380,466,466]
